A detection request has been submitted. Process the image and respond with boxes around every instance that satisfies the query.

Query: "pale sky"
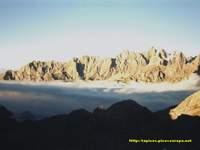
[0,0,200,69]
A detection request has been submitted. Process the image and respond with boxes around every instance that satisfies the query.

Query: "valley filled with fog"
[0,74,200,119]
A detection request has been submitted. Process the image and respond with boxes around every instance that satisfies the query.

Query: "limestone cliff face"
[2,47,200,82]
[170,90,200,120]
[0,73,4,80]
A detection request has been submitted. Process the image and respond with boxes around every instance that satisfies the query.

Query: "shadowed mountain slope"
[0,99,200,150]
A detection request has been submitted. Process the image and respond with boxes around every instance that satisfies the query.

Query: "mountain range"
[1,47,200,83]
[0,90,200,150]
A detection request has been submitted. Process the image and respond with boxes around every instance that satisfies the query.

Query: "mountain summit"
[1,48,200,83]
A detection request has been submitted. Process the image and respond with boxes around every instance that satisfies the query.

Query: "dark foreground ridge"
[0,100,200,150]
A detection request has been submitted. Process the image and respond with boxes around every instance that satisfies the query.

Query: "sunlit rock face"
[170,90,200,120]
[0,73,4,80]
[2,48,200,83]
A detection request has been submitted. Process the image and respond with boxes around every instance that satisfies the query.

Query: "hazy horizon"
[0,0,200,69]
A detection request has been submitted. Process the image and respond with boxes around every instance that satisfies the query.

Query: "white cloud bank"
[0,74,199,118]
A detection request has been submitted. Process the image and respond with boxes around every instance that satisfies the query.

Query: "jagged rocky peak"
[4,70,16,80]
[159,49,168,59]
[146,47,158,59]
[144,47,169,65]
[171,51,187,66]
[1,48,200,83]
[170,90,200,120]
[193,55,200,67]
[115,50,147,74]
[73,55,115,80]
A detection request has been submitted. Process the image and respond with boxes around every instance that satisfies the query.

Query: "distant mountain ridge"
[1,47,200,83]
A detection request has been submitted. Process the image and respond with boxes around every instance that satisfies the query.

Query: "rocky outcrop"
[2,48,200,83]
[170,90,200,119]
[0,73,4,80]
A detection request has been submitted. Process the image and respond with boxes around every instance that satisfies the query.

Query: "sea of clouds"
[0,74,200,119]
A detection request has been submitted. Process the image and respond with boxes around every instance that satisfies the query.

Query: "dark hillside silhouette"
[0,100,199,150]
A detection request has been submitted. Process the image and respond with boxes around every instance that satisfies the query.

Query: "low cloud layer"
[0,75,200,119]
